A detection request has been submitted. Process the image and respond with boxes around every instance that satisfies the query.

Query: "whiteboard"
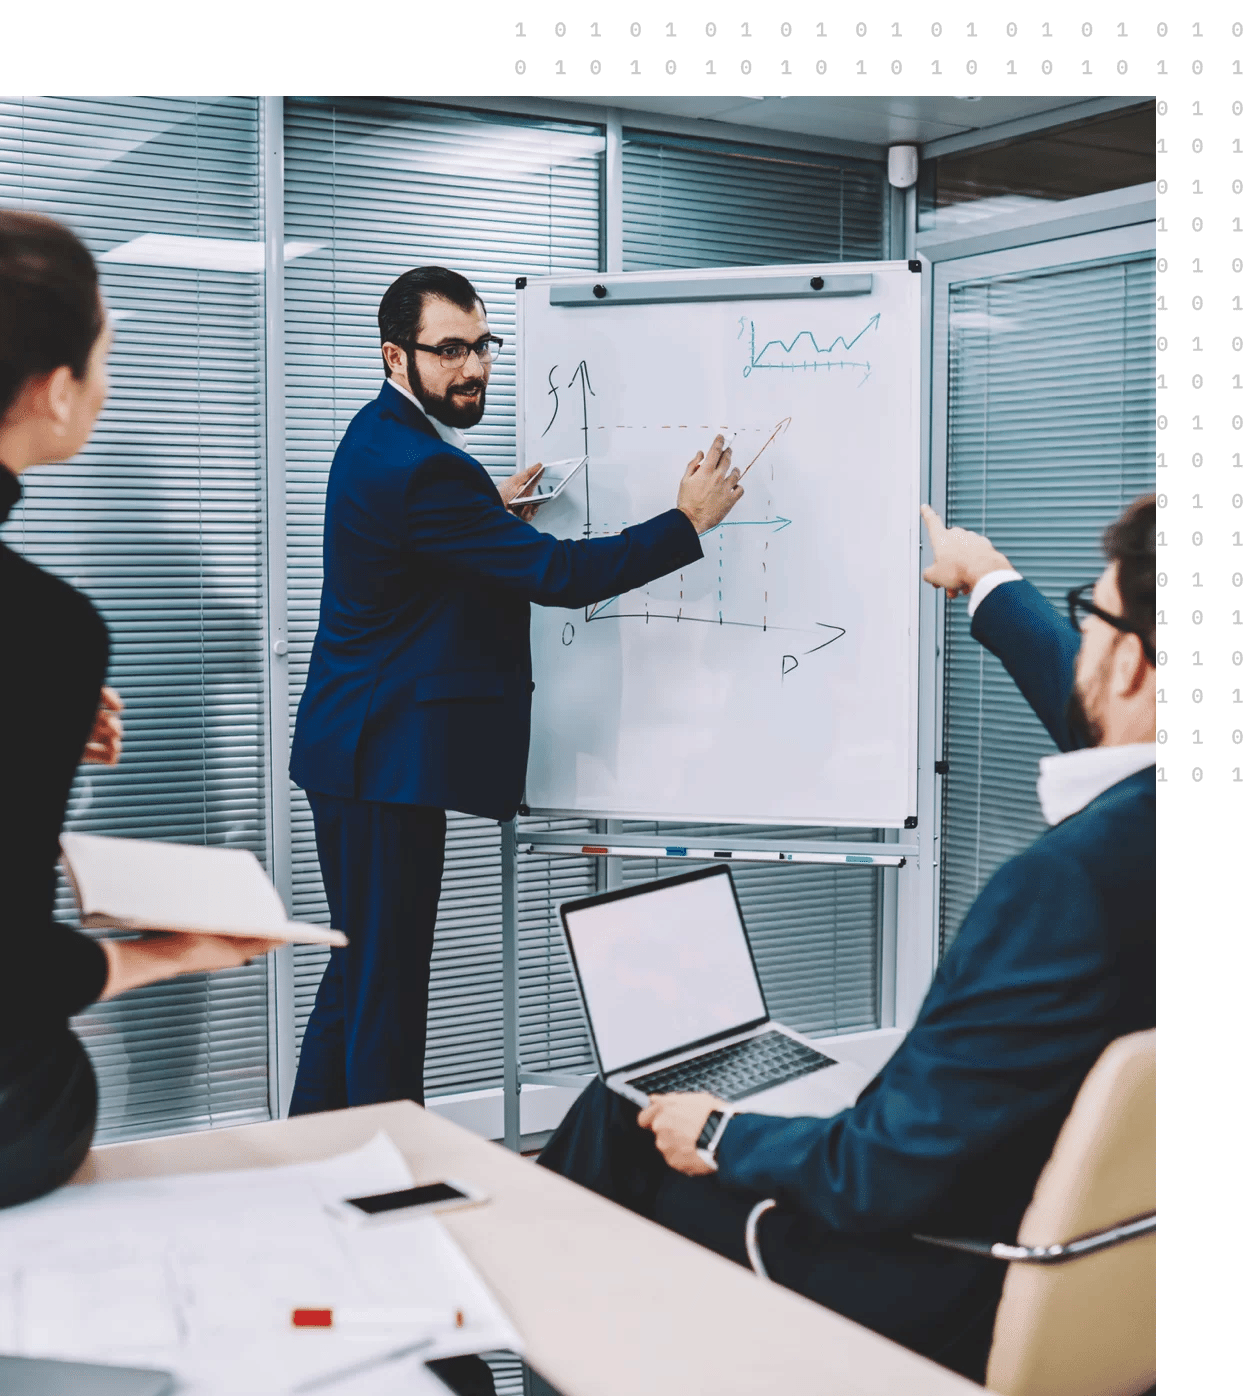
[518,261,921,827]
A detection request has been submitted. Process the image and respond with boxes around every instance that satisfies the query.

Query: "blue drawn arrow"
[701,515,793,536]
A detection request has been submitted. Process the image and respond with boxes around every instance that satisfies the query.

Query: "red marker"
[292,1306,463,1329]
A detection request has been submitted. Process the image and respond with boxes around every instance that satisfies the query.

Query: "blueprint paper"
[0,1133,520,1394]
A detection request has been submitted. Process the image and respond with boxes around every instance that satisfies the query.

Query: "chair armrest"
[913,1212,1155,1265]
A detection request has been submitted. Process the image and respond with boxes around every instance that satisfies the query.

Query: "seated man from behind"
[539,496,1155,1381]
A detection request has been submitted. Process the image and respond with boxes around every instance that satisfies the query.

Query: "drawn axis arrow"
[701,515,793,536]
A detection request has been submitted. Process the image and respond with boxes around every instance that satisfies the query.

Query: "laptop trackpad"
[744,1060,869,1117]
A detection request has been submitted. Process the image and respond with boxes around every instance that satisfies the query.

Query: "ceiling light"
[100,234,323,273]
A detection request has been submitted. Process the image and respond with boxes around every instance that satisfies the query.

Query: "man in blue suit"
[539,496,1155,1379]
[288,266,744,1115]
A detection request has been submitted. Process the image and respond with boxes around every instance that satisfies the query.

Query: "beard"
[406,353,486,429]
[1065,649,1113,749]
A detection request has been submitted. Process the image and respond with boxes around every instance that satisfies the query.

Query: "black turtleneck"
[0,464,109,1036]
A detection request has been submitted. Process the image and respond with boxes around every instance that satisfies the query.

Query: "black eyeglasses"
[406,335,503,368]
[1066,584,1156,665]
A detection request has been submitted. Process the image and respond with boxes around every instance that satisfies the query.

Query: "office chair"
[917,1029,1156,1395]
[745,1030,1155,1396]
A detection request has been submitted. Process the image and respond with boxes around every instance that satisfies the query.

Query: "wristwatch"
[696,1107,737,1169]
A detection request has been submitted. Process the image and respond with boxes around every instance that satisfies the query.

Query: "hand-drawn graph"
[538,360,846,677]
[740,313,880,385]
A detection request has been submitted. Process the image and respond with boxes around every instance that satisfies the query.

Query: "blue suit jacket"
[717,579,1155,1239]
[290,384,703,820]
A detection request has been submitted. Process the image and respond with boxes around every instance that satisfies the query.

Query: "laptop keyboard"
[627,1030,834,1102]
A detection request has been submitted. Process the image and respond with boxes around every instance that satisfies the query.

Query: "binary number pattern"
[504,10,1247,820]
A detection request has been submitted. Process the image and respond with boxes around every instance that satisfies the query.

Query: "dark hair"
[1103,494,1155,652]
[0,210,103,422]
[377,265,483,374]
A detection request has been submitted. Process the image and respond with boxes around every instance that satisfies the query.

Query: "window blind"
[939,252,1155,956]
[282,99,604,1094]
[0,97,271,1142]
[622,130,886,270]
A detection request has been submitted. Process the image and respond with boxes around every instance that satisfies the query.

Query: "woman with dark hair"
[0,209,281,1208]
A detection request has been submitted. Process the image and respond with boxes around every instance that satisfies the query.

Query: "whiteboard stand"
[499,823,919,1153]
[501,260,926,1150]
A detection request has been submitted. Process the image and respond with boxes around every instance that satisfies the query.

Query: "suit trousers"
[289,793,446,1114]
[0,1026,98,1209]
[538,1081,1006,1384]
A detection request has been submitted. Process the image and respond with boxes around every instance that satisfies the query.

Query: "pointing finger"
[920,503,948,550]
[703,435,726,471]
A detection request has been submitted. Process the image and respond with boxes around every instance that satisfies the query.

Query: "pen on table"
[293,1305,464,1330]
[290,1336,437,1393]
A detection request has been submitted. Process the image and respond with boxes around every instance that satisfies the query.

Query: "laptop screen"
[562,867,768,1077]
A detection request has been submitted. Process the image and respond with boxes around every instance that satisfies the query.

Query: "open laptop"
[560,865,870,1114]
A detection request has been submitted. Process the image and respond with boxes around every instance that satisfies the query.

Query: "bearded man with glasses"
[289,266,744,1114]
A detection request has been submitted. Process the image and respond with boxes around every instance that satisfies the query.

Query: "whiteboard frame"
[517,259,923,830]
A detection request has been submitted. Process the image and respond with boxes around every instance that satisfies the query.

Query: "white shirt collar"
[386,378,467,451]
[1037,744,1155,826]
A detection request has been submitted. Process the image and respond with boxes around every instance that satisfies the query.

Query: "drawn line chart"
[740,314,880,384]
[539,356,847,673]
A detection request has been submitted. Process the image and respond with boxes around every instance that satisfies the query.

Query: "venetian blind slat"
[0,96,271,1144]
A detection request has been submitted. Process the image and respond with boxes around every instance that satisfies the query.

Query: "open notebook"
[60,833,347,947]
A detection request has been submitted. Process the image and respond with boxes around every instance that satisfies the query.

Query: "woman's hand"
[81,685,124,765]
[99,932,285,1001]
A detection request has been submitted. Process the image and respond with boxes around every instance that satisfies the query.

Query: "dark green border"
[2,5,1244,1390]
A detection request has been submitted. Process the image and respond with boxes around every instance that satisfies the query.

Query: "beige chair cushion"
[985,1030,1155,1396]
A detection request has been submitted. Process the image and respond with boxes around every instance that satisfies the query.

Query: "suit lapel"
[377,380,440,440]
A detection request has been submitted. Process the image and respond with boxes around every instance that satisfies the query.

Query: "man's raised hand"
[920,504,1013,600]
[677,435,743,535]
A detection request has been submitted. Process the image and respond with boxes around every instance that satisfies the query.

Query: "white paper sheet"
[0,1134,520,1394]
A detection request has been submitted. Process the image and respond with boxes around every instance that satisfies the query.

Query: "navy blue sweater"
[716,579,1154,1239]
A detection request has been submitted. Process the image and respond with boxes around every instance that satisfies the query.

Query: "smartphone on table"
[326,1179,487,1226]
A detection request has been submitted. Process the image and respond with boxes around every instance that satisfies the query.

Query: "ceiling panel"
[601,94,1116,147]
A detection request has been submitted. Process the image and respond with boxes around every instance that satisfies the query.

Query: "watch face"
[697,1109,724,1150]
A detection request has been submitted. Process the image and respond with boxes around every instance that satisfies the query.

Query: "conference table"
[73,1101,982,1396]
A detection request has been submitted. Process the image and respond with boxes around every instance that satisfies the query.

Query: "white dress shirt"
[1035,744,1155,826]
[386,377,467,451]
[967,567,1024,616]
[969,569,1155,825]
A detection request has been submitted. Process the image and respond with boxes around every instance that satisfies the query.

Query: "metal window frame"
[919,211,1156,977]
[261,94,295,1116]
